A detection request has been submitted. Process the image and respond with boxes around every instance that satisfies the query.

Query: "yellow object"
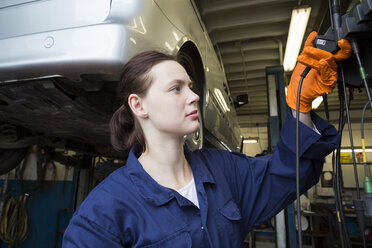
[337,211,341,222]
[340,153,352,164]
[362,139,367,163]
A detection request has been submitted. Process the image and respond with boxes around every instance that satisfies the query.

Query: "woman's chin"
[187,123,200,134]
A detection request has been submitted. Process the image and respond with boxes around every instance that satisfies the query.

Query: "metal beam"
[230,85,267,93]
[212,21,289,43]
[219,39,280,55]
[221,49,279,64]
[199,0,294,15]
[224,60,279,73]
[226,70,266,81]
[204,3,293,31]
[229,78,266,88]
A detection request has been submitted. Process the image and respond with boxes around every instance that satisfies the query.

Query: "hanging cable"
[335,83,352,248]
[42,160,57,190]
[332,148,345,248]
[0,194,28,247]
[340,63,367,247]
[361,100,372,233]
[341,66,363,200]
[327,1,349,243]
[335,96,346,248]
[351,41,372,111]
[295,66,311,248]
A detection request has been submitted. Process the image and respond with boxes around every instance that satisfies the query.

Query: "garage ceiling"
[194,0,371,146]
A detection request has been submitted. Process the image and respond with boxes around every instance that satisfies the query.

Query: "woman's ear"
[128,94,148,119]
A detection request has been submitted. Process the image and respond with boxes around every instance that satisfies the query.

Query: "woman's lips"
[186,110,198,119]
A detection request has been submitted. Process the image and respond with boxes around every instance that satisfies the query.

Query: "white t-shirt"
[312,122,321,135]
[177,177,199,208]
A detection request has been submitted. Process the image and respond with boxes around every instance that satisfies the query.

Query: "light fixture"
[283,7,312,72]
[312,96,323,109]
[243,138,258,144]
[340,148,372,153]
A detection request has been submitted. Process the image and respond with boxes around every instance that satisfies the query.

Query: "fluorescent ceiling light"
[341,149,372,153]
[312,96,323,109]
[283,7,311,72]
[243,139,258,144]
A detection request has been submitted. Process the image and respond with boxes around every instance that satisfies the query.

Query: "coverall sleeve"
[62,214,123,248]
[224,109,339,232]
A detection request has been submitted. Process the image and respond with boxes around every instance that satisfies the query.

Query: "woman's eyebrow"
[167,79,192,86]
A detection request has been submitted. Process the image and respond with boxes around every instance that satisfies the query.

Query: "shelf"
[253,228,275,233]
[300,210,328,217]
[340,163,372,165]
[301,231,330,237]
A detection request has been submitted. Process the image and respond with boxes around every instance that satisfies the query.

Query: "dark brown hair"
[109,50,177,152]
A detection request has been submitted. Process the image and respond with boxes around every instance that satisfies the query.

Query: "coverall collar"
[126,144,215,207]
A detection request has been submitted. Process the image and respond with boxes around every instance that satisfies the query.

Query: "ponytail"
[110,105,133,151]
[110,104,146,152]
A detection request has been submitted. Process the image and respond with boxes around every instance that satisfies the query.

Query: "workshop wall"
[242,126,268,157]
[340,124,372,188]
[0,147,78,248]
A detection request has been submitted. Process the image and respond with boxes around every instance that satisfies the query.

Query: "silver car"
[0,0,246,173]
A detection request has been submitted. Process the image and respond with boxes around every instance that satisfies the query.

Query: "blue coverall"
[63,110,339,247]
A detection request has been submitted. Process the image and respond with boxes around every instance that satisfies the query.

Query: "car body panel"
[0,0,243,153]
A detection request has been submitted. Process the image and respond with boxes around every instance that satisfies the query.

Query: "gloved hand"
[286,31,352,112]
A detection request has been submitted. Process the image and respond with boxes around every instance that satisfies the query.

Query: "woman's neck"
[138,141,193,190]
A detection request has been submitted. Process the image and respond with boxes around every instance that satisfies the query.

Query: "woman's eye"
[171,86,181,92]
[173,86,181,91]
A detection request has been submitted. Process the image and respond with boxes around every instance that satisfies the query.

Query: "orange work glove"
[286,31,352,112]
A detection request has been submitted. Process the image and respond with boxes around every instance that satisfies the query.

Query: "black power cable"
[321,1,356,246]
[295,64,357,248]
[341,66,362,200]
[332,150,346,248]
[340,63,367,248]
[324,4,348,242]
[295,66,311,248]
[333,88,347,248]
[329,0,354,244]
[331,78,353,248]
[319,3,372,247]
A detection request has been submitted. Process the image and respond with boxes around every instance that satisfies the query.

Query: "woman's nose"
[187,88,200,104]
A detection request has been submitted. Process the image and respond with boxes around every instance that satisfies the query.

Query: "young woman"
[63,32,351,247]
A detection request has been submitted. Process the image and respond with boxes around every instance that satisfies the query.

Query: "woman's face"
[141,60,200,138]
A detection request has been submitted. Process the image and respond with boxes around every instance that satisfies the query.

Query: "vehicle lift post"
[266,65,298,248]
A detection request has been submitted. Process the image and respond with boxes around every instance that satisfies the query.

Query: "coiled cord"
[0,195,28,247]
